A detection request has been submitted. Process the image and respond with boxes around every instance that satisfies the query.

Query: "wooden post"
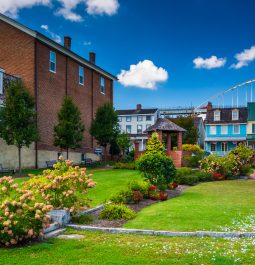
[177,132,182,151]
[157,130,163,143]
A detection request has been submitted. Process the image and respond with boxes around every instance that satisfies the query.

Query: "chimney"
[136,104,142,110]
[89,52,96,64]
[207,102,213,111]
[64,36,71,49]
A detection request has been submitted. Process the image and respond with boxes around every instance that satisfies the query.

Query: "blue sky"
[1,0,255,109]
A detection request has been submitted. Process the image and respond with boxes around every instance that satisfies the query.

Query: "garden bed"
[71,185,187,228]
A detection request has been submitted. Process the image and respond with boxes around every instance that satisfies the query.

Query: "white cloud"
[0,0,51,18]
[86,0,119,15]
[231,46,255,69]
[117,60,168,90]
[83,41,92,46]
[193,55,226,69]
[0,0,119,22]
[41,24,61,43]
[55,0,85,22]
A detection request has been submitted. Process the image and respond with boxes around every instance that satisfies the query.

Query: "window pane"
[233,125,240,134]
[252,124,255,134]
[50,51,56,72]
[146,116,152,121]
[221,125,228,134]
[126,116,131,122]
[137,125,142,133]
[101,77,105,93]
[214,111,220,121]
[126,125,131,133]
[79,66,84,84]
[210,126,216,135]
[211,143,216,151]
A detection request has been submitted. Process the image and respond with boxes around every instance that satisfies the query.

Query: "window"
[210,126,216,135]
[221,142,228,152]
[233,124,240,134]
[252,124,255,134]
[146,115,152,121]
[0,71,3,95]
[214,110,220,121]
[49,51,56,73]
[137,115,143,121]
[210,143,216,152]
[146,124,151,129]
[119,125,122,131]
[118,116,122,122]
[126,125,131,133]
[126,116,131,122]
[137,125,142,134]
[232,109,239,121]
[221,125,228,135]
[79,66,84,85]
[100,77,105,94]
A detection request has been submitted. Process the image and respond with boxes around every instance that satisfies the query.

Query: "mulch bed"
[72,185,188,228]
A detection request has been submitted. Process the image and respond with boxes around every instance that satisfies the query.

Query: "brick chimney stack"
[89,52,96,64]
[136,104,142,110]
[207,102,213,111]
[64,36,71,49]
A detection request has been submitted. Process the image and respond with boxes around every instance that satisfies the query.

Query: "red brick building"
[0,13,117,168]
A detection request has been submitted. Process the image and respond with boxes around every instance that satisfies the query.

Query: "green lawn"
[125,180,255,232]
[14,169,142,207]
[0,230,254,265]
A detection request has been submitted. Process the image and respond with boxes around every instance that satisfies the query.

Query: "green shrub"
[72,214,94,224]
[196,171,213,182]
[174,174,199,185]
[176,167,193,177]
[137,153,176,185]
[182,144,204,155]
[110,190,133,204]
[183,155,202,168]
[113,162,137,170]
[128,180,150,197]
[0,176,52,247]
[99,204,136,220]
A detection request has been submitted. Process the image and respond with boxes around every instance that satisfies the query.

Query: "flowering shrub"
[0,176,52,247]
[24,159,96,214]
[168,183,178,190]
[212,172,225,180]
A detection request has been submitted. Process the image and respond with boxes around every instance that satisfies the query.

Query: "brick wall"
[0,20,35,95]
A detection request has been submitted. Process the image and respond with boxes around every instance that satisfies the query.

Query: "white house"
[116,104,159,151]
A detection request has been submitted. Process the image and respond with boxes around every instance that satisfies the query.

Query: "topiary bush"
[0,176,52,247]
[174,174,199,185]
[24,159,96,214]
[136,153,176,186]
[99,204,136,220]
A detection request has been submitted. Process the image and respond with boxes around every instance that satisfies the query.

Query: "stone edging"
[79,202,111,215]
[67,224,255,238]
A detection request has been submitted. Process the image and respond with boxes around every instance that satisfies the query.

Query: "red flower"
[149,185,157,191]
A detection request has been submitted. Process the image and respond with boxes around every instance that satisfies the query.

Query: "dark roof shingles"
[116,108,158,115]
[145,118,186,132]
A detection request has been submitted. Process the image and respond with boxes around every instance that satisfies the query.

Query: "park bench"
[0,164,14,174]
[45,160,57,168]
[83,158,96,165]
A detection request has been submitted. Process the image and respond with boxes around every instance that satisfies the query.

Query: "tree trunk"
[103,145,107,162]
[66,148,69,159]
[18,146,22,177]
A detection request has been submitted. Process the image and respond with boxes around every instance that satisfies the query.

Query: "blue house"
[205,102,247,156]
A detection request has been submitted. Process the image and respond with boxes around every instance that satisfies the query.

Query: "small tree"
[90,103,118,161]
[0,80,39,176]
[54,96,84,159]
[117,132,131,158]
[145,132,165,155]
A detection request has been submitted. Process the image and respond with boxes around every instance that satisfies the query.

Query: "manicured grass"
[88,169,142,207]
[14,169,142,207]
[0,230,255,264]
[125,180,255,232]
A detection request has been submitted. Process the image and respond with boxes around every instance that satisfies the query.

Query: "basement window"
[49,51,56,73]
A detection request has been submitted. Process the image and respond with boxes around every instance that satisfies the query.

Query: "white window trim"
[221,125,228,135]
[233,124,240,134]
[79,66,84,86]
[210,125,217,135]
[232,110,239,121]
[214,110,221,121]
[49,51,56,73]
[221,142,228,152]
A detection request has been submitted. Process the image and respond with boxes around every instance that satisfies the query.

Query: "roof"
[205,107,247,124]
[0,13,117,81]
[116,108,158,115]
[145,118,186,132]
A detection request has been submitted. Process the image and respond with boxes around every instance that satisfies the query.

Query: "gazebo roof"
[145,118,186,133]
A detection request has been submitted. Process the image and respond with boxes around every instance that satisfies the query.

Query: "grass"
[0,230,255,265]
[125,180,255,232]
[14,169,142,207]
